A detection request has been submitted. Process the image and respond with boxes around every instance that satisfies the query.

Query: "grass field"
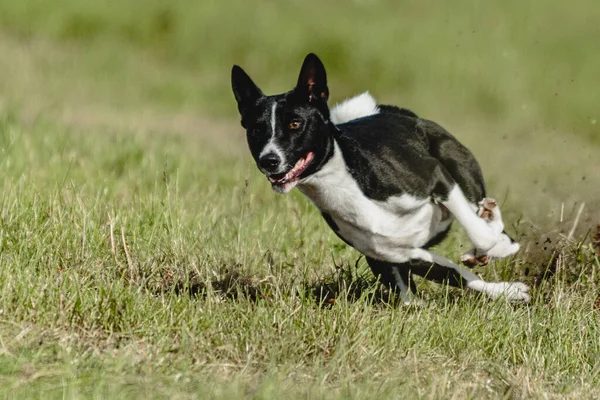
[1,1,600,398]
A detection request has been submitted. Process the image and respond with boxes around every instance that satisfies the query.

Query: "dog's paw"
[478,198,497,220]
[467,280,531,303]
[402,297,426,307]
[460,249,489,267]
[486,233,520,258]
[478,198,504,234]
[491,282,531,303]
[464,233,520,266]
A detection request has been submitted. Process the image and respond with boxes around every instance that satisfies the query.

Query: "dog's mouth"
[267,152,314,193]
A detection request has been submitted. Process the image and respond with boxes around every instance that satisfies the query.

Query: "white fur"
[486,237,520,258]
[330,92,379,125]
[328,94,516,259]
[296,139,529,302]
[443,186,519,259]
[270,101,277,134]
[442,185,499,252]
[467,280,530,302]
[478,199,504,235]
[298,140,450,261]
[259,101,286,167]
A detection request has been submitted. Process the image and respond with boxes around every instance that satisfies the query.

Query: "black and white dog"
[231,53,530,303]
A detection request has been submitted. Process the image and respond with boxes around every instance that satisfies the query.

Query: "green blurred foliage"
[1,0,599,139]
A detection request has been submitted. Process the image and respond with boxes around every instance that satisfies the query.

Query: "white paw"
[461,232,519,266]
[495,282,531,302]
[478,198,504,235]
[460,248,476,263]
[467,280,531,303]
[460,249,489,267]
[402,297,426,307]
[486,234,520,258]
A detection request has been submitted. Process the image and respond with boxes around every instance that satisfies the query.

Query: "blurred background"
[1,0,599,227]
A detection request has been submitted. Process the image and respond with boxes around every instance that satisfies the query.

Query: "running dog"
[231,53,530,303]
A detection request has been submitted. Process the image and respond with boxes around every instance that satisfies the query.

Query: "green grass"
[0,1,600,398]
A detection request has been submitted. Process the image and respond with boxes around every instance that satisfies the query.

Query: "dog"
[231,53,530,303]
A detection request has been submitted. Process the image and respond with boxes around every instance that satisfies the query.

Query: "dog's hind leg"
[440,185,520,262]
[420,119,519,263]
[460,198,520,266]
[391,248,530,302]
[366,257,418,304]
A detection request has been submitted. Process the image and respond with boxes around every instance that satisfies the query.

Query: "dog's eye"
[288,120,303,130]
[250,128,260,136]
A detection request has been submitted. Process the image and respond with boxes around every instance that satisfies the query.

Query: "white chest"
[298,142,451,259]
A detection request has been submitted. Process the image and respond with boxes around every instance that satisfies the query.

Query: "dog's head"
[231,53,333,193]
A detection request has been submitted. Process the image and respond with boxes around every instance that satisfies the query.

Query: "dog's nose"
[258,152,281,172]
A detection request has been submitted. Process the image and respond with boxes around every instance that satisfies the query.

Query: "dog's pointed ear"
[294,53,329,103]
[231,65,264,114]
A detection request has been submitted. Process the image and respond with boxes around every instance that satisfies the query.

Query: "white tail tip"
[330,92,379,125]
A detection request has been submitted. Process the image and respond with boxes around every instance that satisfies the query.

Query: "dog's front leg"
[440,185,519,262]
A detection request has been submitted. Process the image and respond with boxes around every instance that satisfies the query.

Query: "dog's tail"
[330,92,418,124]
[330,92,379,124]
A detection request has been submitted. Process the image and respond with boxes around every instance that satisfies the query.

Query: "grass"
[0,1,600,398]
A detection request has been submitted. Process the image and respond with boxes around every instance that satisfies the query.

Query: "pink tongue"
[275,152,314,183]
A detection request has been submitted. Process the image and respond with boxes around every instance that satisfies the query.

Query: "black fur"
[232,57,334,182]
[333,107,485,203]
[232,55,485,205]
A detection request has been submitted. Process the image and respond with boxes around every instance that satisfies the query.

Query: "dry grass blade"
[121,225,135,280]
[567,203,585,240]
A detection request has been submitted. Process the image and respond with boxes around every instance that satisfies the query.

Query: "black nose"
[258,152,281,172]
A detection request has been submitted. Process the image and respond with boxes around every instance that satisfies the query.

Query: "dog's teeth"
[268,153,312,188]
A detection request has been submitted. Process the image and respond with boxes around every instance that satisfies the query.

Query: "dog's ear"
[294,53,329,103]
[231,65,264,116]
